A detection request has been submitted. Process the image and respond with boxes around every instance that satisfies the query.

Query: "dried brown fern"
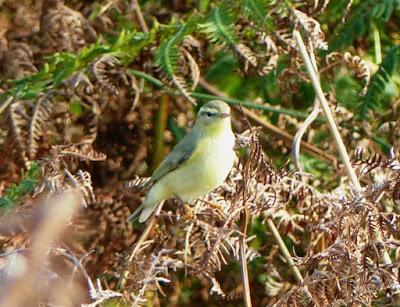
[28,95,54,160]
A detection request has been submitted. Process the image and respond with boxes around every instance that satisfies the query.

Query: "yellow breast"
[160,129,235,203]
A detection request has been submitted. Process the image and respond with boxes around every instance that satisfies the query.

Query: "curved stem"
[294,30,362,191]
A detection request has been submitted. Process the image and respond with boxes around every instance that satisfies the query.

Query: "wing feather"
[150,130,197,183]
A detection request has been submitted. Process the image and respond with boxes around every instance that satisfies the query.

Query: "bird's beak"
[219,113,230,118]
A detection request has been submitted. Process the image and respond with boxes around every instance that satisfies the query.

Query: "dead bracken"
[0,1,400,306]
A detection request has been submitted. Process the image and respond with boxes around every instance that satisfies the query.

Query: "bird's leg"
[174,195,194,220]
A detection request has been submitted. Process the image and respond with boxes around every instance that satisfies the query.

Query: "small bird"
[128,100,236,223]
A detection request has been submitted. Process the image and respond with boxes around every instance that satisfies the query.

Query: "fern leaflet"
[358,46,400,120]
[329,0,399,51]
[199,6,238,46]
[242,0,268,27]
[155,24,187,77]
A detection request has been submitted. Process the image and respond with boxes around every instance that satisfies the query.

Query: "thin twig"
[129,69,316,120]
[192,92,317,120]
[239,203,251,306]
[238,115,252,306]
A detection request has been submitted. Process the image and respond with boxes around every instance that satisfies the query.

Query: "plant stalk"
[240,203,252,307]
[372,23,382,64]
[294,30,392,265]
[132,0,149,33]
[294,30,362,191]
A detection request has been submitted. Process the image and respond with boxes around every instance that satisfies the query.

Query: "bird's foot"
[178,203,194,220]
[174,195,194,220]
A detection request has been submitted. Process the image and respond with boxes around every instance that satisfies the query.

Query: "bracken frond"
[9,100,30,165]
[91,55,121,94]
[58,143,107,162]
[326,51,371,95]
[359,46,400,120]
[81,100,100,144]
[199,6,238,46]
[292,9,328,50]
[155,24,187,77]
[172,74,197,105]
[180,48,200,90]
[234,43,258,72]
[28,95,54,160]
[242,0,268,26]
[64,169,95,207]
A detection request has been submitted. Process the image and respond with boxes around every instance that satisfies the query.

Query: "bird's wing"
[150,131,197,183]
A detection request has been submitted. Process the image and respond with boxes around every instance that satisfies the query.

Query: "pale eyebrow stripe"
[201,107,219,113]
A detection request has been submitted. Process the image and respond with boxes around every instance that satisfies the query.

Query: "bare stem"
[132,0,149,33]
[294,30,362,191]
[294,30,392,266]
[266,219,303,284]
[291,99,320,171]
[292,42,321,172]
[373,23,382,64]
[239,204,252,307]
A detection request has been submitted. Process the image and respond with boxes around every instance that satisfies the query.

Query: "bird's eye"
[206,112,212,117]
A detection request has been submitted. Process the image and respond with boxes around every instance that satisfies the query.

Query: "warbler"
[127,100,236,223]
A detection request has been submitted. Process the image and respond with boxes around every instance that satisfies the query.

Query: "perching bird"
[127,100,236,223]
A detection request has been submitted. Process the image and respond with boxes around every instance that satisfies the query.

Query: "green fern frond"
[5,27,155,100]
[199,6,238,46]
[0,162,40,212]
[110,29,155,64]
[205,52,238,81]
[155,24,187,77]
[329,0,399,51]
[242,0,268,27]
[358,46,400,120]
[371,0,399,21]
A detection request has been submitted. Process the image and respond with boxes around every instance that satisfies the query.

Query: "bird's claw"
[181,203,194,220]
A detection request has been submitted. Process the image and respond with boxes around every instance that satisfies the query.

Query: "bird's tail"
[126,184,166,223]
[126,203,145,223]
[126,201,159,223]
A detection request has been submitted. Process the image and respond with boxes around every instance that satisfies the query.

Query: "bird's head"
[195,100,231,132]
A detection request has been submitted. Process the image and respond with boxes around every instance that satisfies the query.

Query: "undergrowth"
[0,0,399,306]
